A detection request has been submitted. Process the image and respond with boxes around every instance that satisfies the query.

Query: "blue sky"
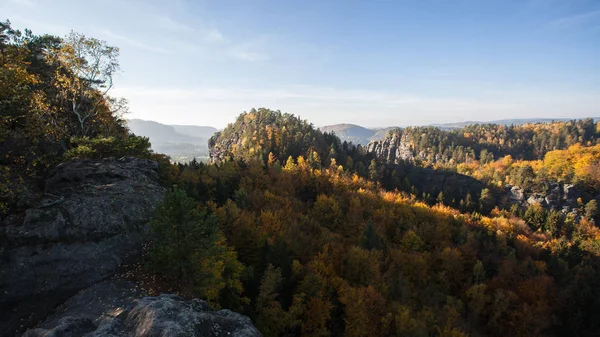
[1,0,599,128]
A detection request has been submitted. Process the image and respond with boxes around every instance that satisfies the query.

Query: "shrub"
[64,135,152,160]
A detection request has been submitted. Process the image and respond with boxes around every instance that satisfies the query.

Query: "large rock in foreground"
[24,281,261,337]
[0,157,164,335]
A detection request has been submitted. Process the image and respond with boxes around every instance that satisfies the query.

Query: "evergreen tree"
[585,199,598,220]
[360,220,381,250]
[148,187,244,306]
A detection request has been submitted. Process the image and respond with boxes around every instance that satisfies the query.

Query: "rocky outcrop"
[0,157,164,335]
[208,126,249,164]
[24,280,261,337]
[508,186,526,205]
[367,132,414,164]
[503,182,585,217]
[527,193,547,207]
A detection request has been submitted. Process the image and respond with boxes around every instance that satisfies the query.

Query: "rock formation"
[0,157,164,335]
[23,280,261,337]
[367,132,414,164]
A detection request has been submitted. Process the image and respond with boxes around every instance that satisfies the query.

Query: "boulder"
[544,184,562,210]
[0,157,164,335]
[23,281,261,337]
[508,186,526,205]
[563,184,581,204]
[527,194,547,207]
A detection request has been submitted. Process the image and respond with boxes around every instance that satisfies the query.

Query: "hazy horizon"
[128,115,600,130]
[3,0,599,127]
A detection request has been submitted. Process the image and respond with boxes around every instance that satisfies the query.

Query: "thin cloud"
[551,9,600,28]
[8,0,36,8]
[114,85,600,127]
[114,85,503,107]
[97,28,171,54]
[228,50,269,62]
[203,28,224,42]
[228,38,270,62]
[156,15,194,33]
[155,15,225,43]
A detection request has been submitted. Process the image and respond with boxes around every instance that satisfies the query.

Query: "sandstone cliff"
[0,157,165,335]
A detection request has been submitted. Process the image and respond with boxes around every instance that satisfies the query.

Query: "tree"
[312,194,342,231]
[368,159,381,181]
[515,164,535,188]
[479,188,495,214]
[585,199,598,220]
[52,32,121,136]
[284,155,296,171]
[255,264,286,337]
[437,191,445,205]
[360,220,381,250]
[473,260,486,284]
[464,192,475,212]
[356,161,367,178]
[148,187,244,306]
[524,203,547,230]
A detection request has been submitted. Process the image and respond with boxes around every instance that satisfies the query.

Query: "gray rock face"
[508,186,526,205]
[527,193,548,207]
[367,133,414,164]
[501,183,586,219]
[209,129,244,164]
[24,281,261,337]
[0,157,164,335]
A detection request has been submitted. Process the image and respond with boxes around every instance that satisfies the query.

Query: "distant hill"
[318,124,398,145]
[128,117,599,160]
[170,125,219,138]
[431,117,600,129]
[318,124,375,145]
[127,119,218,162]
[320,117,599,144]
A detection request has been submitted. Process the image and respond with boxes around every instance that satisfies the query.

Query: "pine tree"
[360,220,381,250]
[437,191,445,205]
[148,187,244,306]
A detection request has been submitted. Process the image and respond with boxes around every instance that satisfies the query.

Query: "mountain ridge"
[127,119,218,162]
[319,117,600,145]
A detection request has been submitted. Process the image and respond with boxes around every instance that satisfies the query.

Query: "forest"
[2,21,600,337]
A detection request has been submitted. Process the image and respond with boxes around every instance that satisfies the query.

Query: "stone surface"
[0,157,164,335]
[527,193,548,207]
[24,281,261,337]
[508,186,526,205]
[563,184,581,202]
[367,132,414,164]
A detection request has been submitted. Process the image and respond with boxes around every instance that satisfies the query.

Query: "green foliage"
[0,20,134,216]
[208,108,373,174]
[524,203,547,230]
[360,220,382,250]
[585,199,598,220]
[382,119,599,168]
[148,187,245,308]
[368,159,381,181]
[64,135,152,160]
[255,264,286,337]
[479,188,495,214]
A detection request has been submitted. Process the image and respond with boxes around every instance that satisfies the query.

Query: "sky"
[1,0,599,128]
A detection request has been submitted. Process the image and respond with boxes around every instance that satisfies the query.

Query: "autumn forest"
[2,21,600,337]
